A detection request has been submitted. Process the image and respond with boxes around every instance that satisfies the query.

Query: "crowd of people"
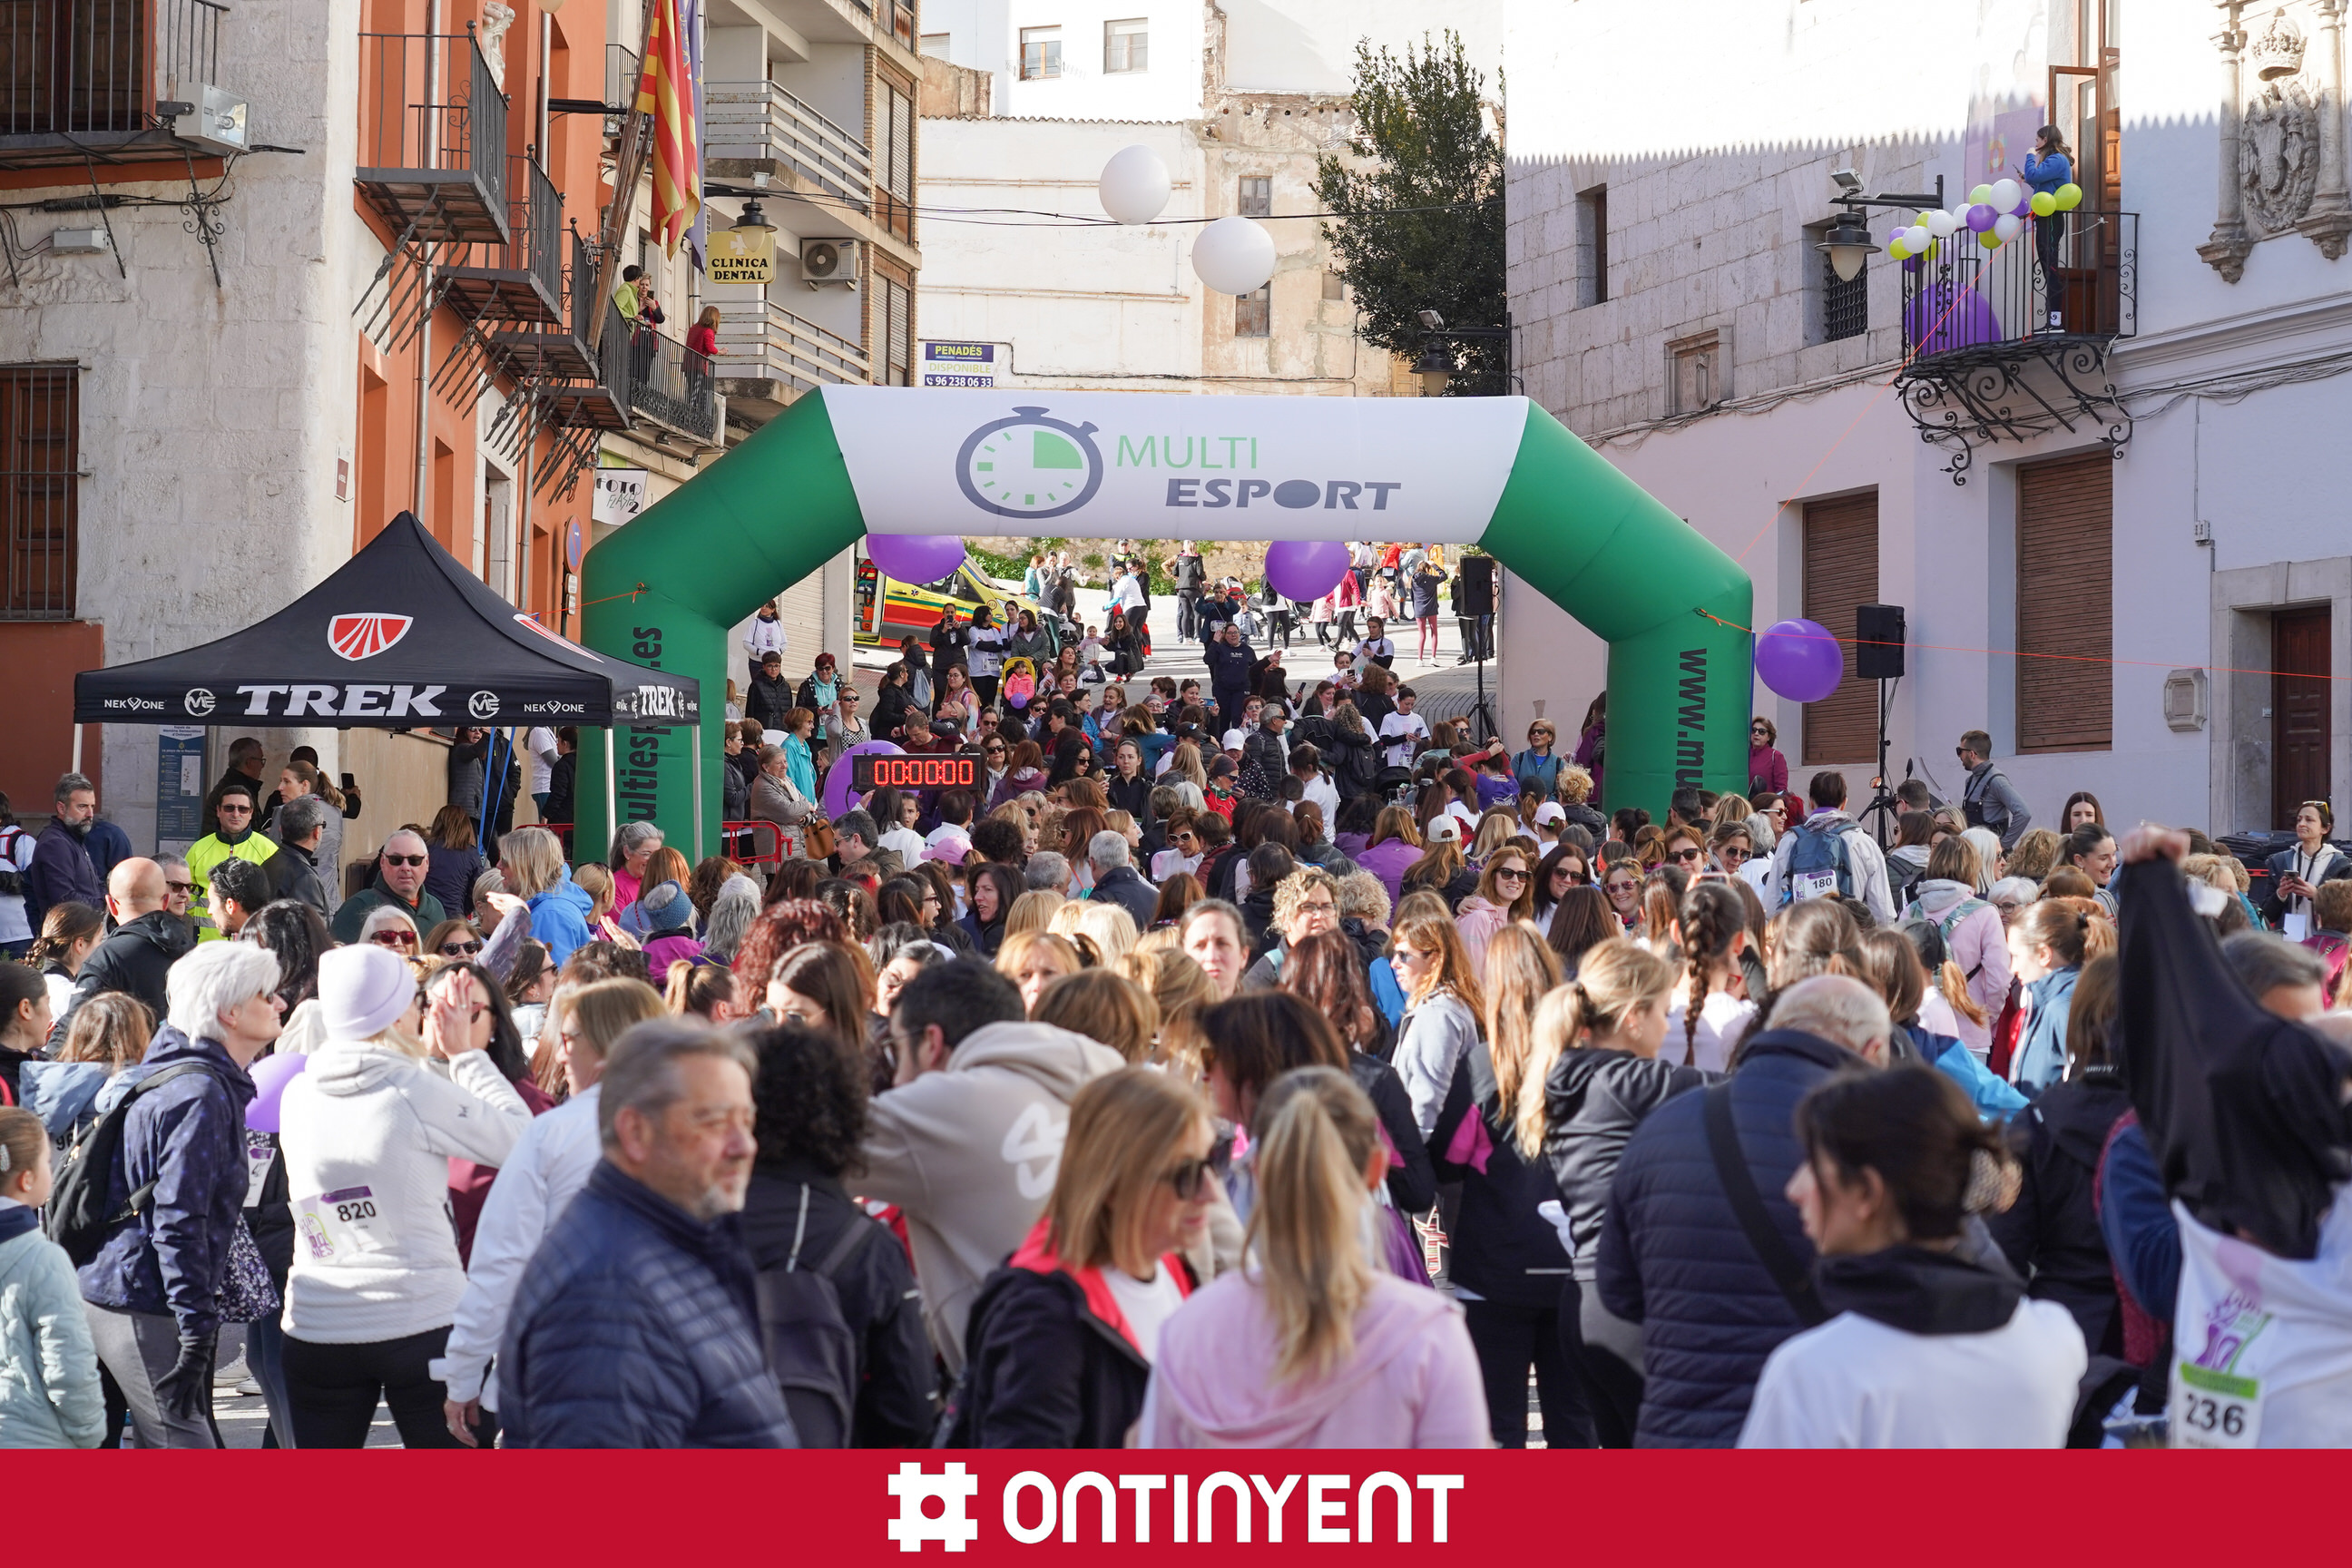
[0,546,2347,1451]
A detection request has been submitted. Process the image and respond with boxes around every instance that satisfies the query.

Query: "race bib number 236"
[2172,1361,2263,1449]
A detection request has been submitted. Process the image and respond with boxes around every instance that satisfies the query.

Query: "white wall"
[998,3,1206,122]
[1222,0,1501,95]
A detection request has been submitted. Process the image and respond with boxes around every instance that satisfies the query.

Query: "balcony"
[715,297,870,424]
[0,0,226,171]
[439,154,564,325]
[355,28,508,245]
[623,316,725,447]
[1896,209,2138,483]
[488,231,601,386]
[703,79,872,208]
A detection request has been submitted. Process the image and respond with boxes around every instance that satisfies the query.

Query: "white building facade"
[1504,0,2352,837]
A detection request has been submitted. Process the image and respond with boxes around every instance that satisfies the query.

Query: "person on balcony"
[2021,127,2073,317]
[614,264,664,385]
[687,305,727,416]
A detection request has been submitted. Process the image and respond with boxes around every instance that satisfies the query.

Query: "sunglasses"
[439,939,484,956]
[1494,867,1529,884]
[1671,847,1704,863]
[1551,865,1587,883]
[165,880,196,895]
[1718,845,1751,863]
[217,802,251,814]
[384,853,426,867]
[1162,1157,1216,1202]
[1605,879,1640,895]
[369,929,418,948]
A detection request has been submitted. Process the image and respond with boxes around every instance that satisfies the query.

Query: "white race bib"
[241,1131,276,1210]
[2171,1362,2263,1449]
[1789,867,1838,902]
[296,1185,397,1264]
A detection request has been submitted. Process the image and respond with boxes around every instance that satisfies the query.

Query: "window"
[1104,18,1147,73]
[1667,329,1723,415]
[1238,176,1271,218]
[1576,184,1608,306]
[877,73,915,241]
[1234,286,1269,338]
[1020,26,1063,79]
[1800,491,1879,766]
[0,367,77,620]
[1819,248,1867,342]
[1322,269,1346,301]
[879,271,914,386]
[920,32,951,58]
[2015,453,2112,752]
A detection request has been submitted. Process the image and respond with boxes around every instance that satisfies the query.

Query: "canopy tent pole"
[605,727,619,867]
[691,723,704,863]
[71,721,82,777]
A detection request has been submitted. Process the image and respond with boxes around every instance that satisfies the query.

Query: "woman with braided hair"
[1740,1065,2083,1446]
[1665,879,1757,1072]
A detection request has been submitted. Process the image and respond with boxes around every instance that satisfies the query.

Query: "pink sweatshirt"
[1142,1270,1490,1448]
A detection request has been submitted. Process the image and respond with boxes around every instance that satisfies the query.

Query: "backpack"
[1781,819,1854,904]
[753,1184,880,1449]
[2301,930,2352,1006]
[0,824,28,897]
[44,1061,218,1266]
[1901,896,1990,979]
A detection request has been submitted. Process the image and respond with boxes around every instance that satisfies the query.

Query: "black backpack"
[753,1184,880,1449]
[0,824,28,898]
[44,1061,217,1266]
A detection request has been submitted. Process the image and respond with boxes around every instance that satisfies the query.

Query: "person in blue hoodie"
[500,826,593,966]
[2006,897,2107,1095]
[2022,125,2074,313]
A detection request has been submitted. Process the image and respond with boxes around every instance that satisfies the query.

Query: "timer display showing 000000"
[852,752,979,792]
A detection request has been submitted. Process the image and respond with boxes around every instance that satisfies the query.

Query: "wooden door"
[2273,607,2332,829]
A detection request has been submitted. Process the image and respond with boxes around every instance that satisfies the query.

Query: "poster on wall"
[593,466,649,526]
[1964,104,2046,191]
[920,341,999,388]
[154,725,205,856]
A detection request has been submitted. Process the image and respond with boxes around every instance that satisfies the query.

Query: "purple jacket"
[1355,838,1422,906]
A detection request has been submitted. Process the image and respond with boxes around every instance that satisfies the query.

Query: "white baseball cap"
[1534,801,1567,828]
[1426,816,1463,843]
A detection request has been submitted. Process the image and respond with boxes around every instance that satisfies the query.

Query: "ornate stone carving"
[2243,71,2320,232]
[479,2,515,88]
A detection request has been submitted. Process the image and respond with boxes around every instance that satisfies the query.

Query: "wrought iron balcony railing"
[0,0,227,169]
[355,28,508,244]
[440,153,564,325]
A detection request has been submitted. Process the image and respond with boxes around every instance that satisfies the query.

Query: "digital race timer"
[851,751,980,792]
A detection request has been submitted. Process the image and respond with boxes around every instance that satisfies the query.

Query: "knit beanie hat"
[318,944,415,1040]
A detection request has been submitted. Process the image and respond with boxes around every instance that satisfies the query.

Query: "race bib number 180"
[1789,868,1838,902]
[2172,1362,2263,1449]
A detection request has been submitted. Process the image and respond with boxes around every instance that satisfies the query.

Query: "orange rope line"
[1694,610,2350,684]
[578,583,648,609]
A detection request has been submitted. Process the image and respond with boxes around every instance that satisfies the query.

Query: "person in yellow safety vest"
[183,781,278,942]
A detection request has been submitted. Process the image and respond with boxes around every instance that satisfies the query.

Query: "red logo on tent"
[328,613,414,661]
[514,612,602,662]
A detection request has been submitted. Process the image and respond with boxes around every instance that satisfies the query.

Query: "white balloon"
[1926,210,1955,238]
[1992,212,2024,242]
[1097,143,1171,226]
[1906,224,1932,251]
[1989,178,2023,212]
[1191,214,1278,295]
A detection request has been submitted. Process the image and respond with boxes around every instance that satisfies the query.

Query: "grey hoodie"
[858,1020,1123,1374]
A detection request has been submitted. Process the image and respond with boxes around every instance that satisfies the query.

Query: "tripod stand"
[1855,674,1903,848]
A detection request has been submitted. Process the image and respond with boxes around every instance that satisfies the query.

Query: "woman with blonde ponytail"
[1423,926,1585,1446]
[1146,1066,1487,1448]
[1540,938,1713,1446]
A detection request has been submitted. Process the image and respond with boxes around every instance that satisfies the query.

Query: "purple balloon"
[2011,192,2036,218]
[1966,203,1997,233]
[1262,539,1350,603]
[865,533,967,584]
[1902,252,1925,274]
[1755,618,1845,705]
[245,1051,309,1134]
[824,739,905,819]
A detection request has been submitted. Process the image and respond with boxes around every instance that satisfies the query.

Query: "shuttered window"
[1801,491,1878,766]
[2016,453,2112,752]
[0,367,77,621]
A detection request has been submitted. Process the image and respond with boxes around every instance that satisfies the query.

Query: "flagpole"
[587,0,661,350]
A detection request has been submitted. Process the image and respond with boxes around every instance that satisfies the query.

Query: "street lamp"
[1816,210,1879,282]
[1810,172,1946,282]
[1411,307,1512,397]
[1412,341,1455,397]
[733,197,773,236]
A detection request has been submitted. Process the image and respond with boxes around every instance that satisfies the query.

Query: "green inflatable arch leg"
[579,390,1750,861]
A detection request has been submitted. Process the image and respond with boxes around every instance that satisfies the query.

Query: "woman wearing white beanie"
[276,945,531,1447]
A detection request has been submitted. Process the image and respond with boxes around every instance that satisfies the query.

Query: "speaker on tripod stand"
[1458,554,1498,739]
[1855,604,1906,842]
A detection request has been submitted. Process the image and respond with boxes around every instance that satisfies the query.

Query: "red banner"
[5,1451,2335,1561]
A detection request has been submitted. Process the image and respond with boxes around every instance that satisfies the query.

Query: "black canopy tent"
[75,511,702,856]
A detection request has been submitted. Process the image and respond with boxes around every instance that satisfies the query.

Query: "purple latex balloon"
[824,739,905,818]
[1902,252,1925,274]
[1755,619,1845,705]
[865,533,967,584]
[1262,539,1350,603]
[1966,203,1997,233]
[245,1052,309,1134]
[2011,192,2036,218]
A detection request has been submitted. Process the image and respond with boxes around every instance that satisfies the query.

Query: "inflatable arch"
[579,387,1753,859]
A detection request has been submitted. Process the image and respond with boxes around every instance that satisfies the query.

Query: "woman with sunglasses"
[421,919,485,965]
[946,1067,1216,1446]
[1747,717,1788,802]
[1532,842,1590,926]
[1455,846,1537,975]
[358,905,423,959]
[1600,860,1645,935]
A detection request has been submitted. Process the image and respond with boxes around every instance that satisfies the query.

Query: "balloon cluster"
[1888,178,2082,270]
[1098,143,1278,296]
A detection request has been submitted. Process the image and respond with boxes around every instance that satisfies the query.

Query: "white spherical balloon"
[1098,143,1172,226]
[1989,178,2023,212]
[1191,214,1278,295]
[1992,212,2024,243]
[1926,210,1955,238]
[1906,224,1932,251]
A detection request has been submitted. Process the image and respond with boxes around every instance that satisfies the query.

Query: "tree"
[1313,34,1505,396]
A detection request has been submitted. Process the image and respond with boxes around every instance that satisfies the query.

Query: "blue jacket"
[1203,637,1254,699]
[83,818,132,885]
[500,1160,797,1448]
[1908,1026,2029,1119]
[2011,965,2081,1097]
[24,818,103,928]
[2095,1118,2179,1322]
[1593,1029,1851,1447]
[74,1028,254,1345]
[2022,150,2072,196]
[526,866,595,965]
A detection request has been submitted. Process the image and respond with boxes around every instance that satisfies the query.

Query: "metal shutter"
[2016,453,2112,753]
[1800,491,1878,767]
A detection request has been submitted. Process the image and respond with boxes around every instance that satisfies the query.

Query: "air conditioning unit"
[800,237,860,289]
[172,84,251,156]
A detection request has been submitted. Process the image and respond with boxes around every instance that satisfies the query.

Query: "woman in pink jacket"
[1453,845,1536,976]
[1906,838,2011,1053]
[1143,1066,1488,1448]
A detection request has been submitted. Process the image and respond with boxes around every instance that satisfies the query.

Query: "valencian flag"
[637,0,701,254]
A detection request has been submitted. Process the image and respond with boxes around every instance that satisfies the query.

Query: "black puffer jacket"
[1544,1047,1712,1283]
[1325,724,1380,799]
[48,910,196,1051]
[1431,1043,1570,1308]
[1986,1069,2132,1357]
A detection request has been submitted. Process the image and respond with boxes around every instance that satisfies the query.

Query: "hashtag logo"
[887,1461,981,1553]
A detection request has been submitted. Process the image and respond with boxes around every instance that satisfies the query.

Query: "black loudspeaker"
[1459,554,1497,615]
[1856,603,1906,680]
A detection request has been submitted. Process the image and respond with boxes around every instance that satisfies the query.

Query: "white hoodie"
[278,1044,531,1345]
